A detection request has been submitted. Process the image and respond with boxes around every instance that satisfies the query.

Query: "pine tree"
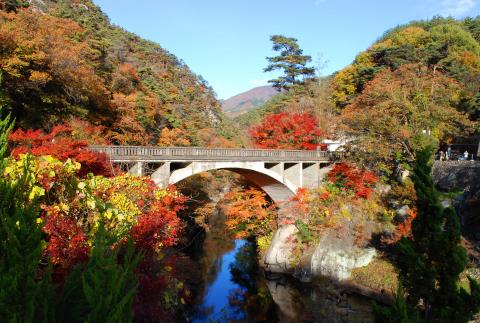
[264,35,315,91]
[375,148,480,322]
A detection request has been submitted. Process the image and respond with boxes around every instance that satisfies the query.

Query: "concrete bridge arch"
[168,162,298,203]
[90,146,339,204]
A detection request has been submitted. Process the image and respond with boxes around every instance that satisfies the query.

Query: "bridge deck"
[90,146,342,163]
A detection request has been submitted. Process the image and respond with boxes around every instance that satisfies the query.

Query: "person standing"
[464,150,469,160]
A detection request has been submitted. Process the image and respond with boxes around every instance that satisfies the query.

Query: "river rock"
[310,234,376,281]
[265,225,376,281]
[264,224,297,274]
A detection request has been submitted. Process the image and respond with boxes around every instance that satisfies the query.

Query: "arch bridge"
[90,146,343,203]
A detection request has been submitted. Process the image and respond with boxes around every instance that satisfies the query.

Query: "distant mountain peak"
[222,85,278,117]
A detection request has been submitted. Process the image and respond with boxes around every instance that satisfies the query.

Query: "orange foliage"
[197,128,236,148]
[0,9,110,124]
[222,187,275,238]
[157,128,191,147]
[108,93,151,145]
[383,209,417,244]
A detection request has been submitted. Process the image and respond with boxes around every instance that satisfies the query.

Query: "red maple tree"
[249,112,326,150]
[328,163,378,199]
[9,124,112,177]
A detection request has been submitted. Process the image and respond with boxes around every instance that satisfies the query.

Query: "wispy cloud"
[438,0,476,16]
[314,0,327,6]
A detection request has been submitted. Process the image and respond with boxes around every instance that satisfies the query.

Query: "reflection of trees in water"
[180,204,235,321]
[223,239,278,322]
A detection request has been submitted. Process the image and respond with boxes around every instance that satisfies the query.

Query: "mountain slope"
[0,0,234,146]
[332,16,480,120]
[222,85,278,117]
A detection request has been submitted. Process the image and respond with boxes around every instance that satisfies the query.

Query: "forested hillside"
[238,16,480,166]
[332,16,480,116]
[0,0,235,146]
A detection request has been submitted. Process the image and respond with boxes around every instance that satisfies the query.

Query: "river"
[184,210,374,323]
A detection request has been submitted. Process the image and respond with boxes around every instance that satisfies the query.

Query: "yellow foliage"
[390,26,430,47]
[332,65,357,106]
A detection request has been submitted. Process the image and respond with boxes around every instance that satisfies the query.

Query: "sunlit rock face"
[264,225,376,281]
[310,233,376,281]
[264,225,298,274]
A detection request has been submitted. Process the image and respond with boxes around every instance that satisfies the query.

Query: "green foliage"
[1,0,29,12]
[0,112,49,322]
[374,285,419,323]
[294,219,312,243]
[51,224,141,323]
[375,148,480,322]
[264,35,315,91]
[0,106,13,164]
[82,225,140,323]
[57,225,141,322]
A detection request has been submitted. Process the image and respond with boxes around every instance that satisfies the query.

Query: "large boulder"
[264,224,297,274]
[264,225,376,281]
[310,233,376,281]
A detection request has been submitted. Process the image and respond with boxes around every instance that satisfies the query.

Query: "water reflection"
[191,239,277,322]
[186,208,374,322]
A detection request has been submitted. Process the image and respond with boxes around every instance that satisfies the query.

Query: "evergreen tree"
[375,148,480,322]
[52,223,141,323]
[82,224,140,323]
[0,107,140,322]
[0,107,50,322]
[264,35,315,91]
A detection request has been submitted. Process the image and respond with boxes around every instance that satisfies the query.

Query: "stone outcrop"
[432,161,480,239]
[264,225,376,282]
[310,233,376,281]
[264,225,298,274]
[432,161,480,193]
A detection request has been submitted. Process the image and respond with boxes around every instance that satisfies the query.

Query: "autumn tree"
[249,111,324,150]
[9,124,112,177]
[375,148,480,322]
[0,9,110,128]
[222,187,275,239]
[264,35,315,91]
[341,64,472,169]
[332,20,480,113]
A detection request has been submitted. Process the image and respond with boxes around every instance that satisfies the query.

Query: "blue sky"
[93,0,479,99]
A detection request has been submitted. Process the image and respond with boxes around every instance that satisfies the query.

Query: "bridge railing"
[89,145,344,162]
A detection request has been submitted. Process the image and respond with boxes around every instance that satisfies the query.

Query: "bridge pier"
[151,162,170,187]
[284,163,302,187]
[128,162,144,176]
